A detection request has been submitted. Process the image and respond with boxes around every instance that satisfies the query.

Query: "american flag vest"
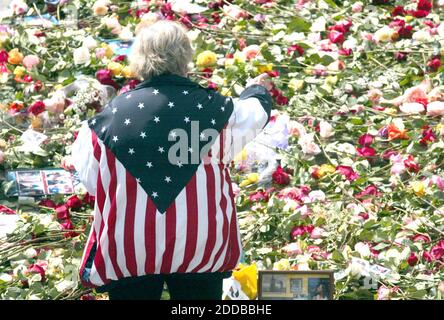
[72,74,272,288]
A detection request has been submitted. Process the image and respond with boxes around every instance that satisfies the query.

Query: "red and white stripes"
[79,129,241,288]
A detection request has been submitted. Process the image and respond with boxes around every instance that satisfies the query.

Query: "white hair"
[129,20,194,80]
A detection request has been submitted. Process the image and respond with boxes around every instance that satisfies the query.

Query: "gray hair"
[129,20,194,80]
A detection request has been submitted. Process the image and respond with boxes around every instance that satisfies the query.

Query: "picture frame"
[258,270,334,300]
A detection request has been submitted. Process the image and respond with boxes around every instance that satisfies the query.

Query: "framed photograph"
[258,270,334,300]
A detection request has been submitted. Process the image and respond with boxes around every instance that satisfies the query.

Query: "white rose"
[73,46,91,65]
[319,120,334,139]
[310,16,326,32]
[374,26,395,42]
[119,27,134,41]
[82,36,97,50]
[337,143,356,155]
[412,30,430,43]
[298,133,321,155]
[354,242,371,258]
[23,248,37,259]
[427,101,444,116]
[399,102,425,114]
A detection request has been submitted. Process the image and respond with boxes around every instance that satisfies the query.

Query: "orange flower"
[387,123,409,140]
[7,48,24,65]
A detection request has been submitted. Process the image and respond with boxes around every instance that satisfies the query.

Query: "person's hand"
[246,73,272,90]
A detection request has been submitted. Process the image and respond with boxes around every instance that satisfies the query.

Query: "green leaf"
[287,17,311,32]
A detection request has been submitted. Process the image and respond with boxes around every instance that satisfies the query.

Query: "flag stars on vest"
[152,89,159,95]
[177,161,183,168]
[188,147,193,153]
[124,118,131,126]
[126,94,132,99]
[168,102,175,108]
[197,103,203,110]
[140,131,147,139]
[154,116,160,123]
[128,148,135,155]
[112,107,117,114]
[90,119,97,125]
[220,106,225,112]
[169,131,177,138]
[200,132,206,140]
[146,161,153,168]
[112,136,118,142]
[211,119,216,125]
[164,176,172,183]
[101,126,106,133]
[184,116,190,123]
[183,90,189,95]
[136,178,141,183]
[208,95,212,100]
[138,102,145,110]
[151,191,158,198]
[158,146,165,153]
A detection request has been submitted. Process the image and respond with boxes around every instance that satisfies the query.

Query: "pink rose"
[242,45,260,60]
[22,55,40,70]
[282,242,303,256]
[426,101,444,116]
[319,120,334,138]
[352,2,363,12]
[307,190,326,203]
[95,48,106,59]
[310,227,325,239]
[358,134,374,146]
[336,165,359,181]
[391,162,406,175]
[431,175,444,190]
[377,286,392,300]
[44,91,66,113]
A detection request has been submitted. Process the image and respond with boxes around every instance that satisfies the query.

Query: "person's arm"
[225,74,273,160]
[71,121,100,195]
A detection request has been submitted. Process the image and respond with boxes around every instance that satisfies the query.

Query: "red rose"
[328,30,345,44]
[336,165,359,181]
[398,25,413,39]
[417,0,432,12]
[420,127,436,145]
[355,184,381,199]
[358,212,369,220]
[287,44,304,57]
[427,57,441,72]
[382,150,398,160]
[407,253,419,266]
[208,82,218,90]
[0,50,8,63]
[338,48,352,56]
[291,226,306,238]
[0,204,16,215]
[409,10,430,18]
[61,219,79,238]
[96,69,119,90]
[431,240,444,260]
[55,204,70,220]
[358,133,374,147]
[392,5,406,16]
[272,166,291,185]
[38,199,57,208]
[276,94,289,105]
[28,100,45,116]
[267,70,280,77]
[112,55,126,62]
[403,155,420,173]
[357,146,376,159]
[83,193,96,207]
[423,251,434,262]
[411,234,431,243]
[66,195,83,210]
[27,264,46,282]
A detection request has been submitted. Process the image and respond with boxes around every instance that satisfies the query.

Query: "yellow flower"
[233,51,246,64]
[318,164,336,178]
[234,148,247,162]
[257,63,273,74]
[411,181,425,197]
[196,50,217,68]
[325,75,338,86]
[8,48,24,65]
[288,79,305,91]
[239,173,259,188]
[107,61,123,76]
[385,108,398,115]
[232,264,257,300]
[31,116,43,129]
[221,88,232,96]
[13,66,26,77]
[121,66,135,78]
[405,15,413,23]
[273,258,291,271]
[101,43,114,58]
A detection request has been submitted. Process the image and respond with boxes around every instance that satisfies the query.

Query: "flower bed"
[0,0,444,300]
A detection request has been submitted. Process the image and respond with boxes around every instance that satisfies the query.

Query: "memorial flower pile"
[0,0,444,299]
